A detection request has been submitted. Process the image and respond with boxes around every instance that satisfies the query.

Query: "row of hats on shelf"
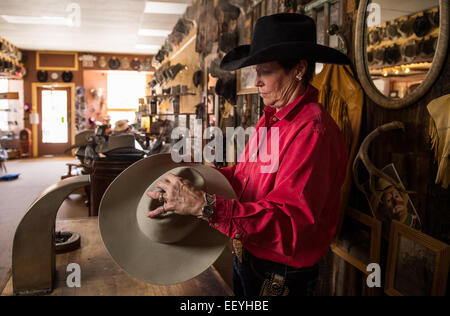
[368,10,439,47]
[153,18,194,65]
[0,40,25,64]
[150,63,187,87]
[0,58,26,78]
[368,36,437,67]
[152,0,242,66]
[97,56,153,71]
[150,85,190,96]
[36,70,73,82]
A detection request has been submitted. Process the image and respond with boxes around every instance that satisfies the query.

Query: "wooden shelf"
[146,92,196,99]
[0,92,19,100]
[0,52,24,67]
[137,112,195,116]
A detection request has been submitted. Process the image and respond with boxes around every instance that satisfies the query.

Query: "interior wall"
[21,50,154,154]
[158,27,203,114]
[22,50,84,132]
[83,70,108,124]
[360,52,450,244]
[331,0,450,295]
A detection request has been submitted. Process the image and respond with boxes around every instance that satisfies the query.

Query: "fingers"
[146,206,165,218]
[146,203,175,218]
[155,180,169,191]
[146,190,162,199]
[146,190,168,202]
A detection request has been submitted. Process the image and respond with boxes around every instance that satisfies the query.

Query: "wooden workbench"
[1,217,233,296]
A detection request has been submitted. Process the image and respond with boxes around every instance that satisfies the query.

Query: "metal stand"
[12,175,90,295]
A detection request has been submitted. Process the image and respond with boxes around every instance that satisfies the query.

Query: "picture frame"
[385,221,450,296]
[237,66,258,95]
[363,163,422,234]
[331,207,382,274]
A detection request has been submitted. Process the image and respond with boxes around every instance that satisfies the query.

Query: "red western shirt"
[210,85,348,268]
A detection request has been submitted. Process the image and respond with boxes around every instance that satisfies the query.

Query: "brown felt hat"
[98,153,237,285]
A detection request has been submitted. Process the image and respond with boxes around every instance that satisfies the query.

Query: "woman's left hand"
[146,173,205,218]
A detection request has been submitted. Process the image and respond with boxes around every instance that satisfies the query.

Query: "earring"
[296,73,303,81]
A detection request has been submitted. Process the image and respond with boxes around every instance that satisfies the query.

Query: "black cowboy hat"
[215,0,240,21]
[219,28,239,54]
[174,18,192,36]
[210,57,234,80]
[155,50,165,63]
[386,23,400,41]
[108,57,121,69]
[168,63,185,80]
[193,70,203,87]
[62,71,73,82]
[398,18,415,38]
[130,58,141,70]
[401,40,417,63]
[429,10,439,28]
[384,45,401,65]
[195,103,205,120]
[148,79,157,89]
[418,37,437,58]
[413,15,432,37]
[220,13,349,71]
[37,70,48,82]
[162,68,171,83]
[368,28,383,46]
[367,50,375,65]
[215,77,237,105]
[373,47,386,66]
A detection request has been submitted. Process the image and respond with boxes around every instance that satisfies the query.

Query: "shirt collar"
[263,85,319,121]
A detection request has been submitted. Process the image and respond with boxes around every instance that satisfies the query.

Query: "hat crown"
[250,13,316,54]
[136,167,205,244]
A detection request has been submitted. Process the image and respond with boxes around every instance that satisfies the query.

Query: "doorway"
[33,84,74,156]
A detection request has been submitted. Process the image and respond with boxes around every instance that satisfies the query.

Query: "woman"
[147,13,349,296]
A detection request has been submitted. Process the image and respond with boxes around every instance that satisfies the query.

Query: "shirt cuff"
[209,195,235,238]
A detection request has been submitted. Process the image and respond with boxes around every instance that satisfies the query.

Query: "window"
[0,79,9,132]
[41,90,68,143]
[106,72,147,127]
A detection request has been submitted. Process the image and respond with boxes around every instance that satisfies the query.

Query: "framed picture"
[331,207,382,274]
[364,163,422,234]
[237,66,258,95]
[385,221,450,296]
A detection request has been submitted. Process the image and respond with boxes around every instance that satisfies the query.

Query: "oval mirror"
[355,0,449,109]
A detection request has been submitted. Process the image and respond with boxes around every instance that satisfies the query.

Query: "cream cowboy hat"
[114,119,130,133]
[98,153,237,285]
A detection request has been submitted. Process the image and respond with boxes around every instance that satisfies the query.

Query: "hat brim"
[220,41,350,71]
[98,153,236,285]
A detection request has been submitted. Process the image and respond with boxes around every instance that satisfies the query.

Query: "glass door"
[37,87,71,156]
